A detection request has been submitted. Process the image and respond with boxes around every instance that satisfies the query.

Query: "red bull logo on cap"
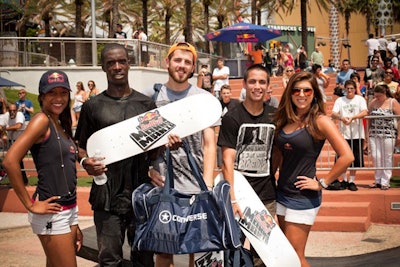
[48,72,66,84]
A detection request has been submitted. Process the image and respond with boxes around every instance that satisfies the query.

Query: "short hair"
[18,89,27,94]
[117,23,122,27]
[344,79,356,88]
[243,64,269,84]
[311,64,322,73]
[101,43,128,64]
[220,84,231,91]
[201,64,208,68]
[350,72,361,82]
[372,56,380,61]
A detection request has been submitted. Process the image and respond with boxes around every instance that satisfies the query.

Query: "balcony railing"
[0,37,217,68]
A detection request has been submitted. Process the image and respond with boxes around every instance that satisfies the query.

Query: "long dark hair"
[38,93,73,138]
[274,71,326,140]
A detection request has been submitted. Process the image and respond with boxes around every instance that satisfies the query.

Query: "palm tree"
[281,0,330,51]
[142,0,148,33]
[212,0,249,56]
[149,0,182,44]
[355,0,379,35]
[201,0,213,53]
[329,2,340,69]
[185,0,193,43]
[251,0,256,24]
[335,0,359,61]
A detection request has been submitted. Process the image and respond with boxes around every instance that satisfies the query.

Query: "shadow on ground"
[78,226,400,267]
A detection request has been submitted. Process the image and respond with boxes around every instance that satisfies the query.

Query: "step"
[317,202,371,217]
[312,215,370,232]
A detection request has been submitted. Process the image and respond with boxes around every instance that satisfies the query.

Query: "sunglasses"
[292,87,313,96]
[385,72,393,75]
[286,69,294,72]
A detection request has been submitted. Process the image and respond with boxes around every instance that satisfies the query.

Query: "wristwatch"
[317,178,329,189]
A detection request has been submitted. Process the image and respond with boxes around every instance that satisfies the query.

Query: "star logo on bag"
[159,210,172,224]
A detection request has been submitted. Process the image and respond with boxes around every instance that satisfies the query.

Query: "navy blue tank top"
[31,118,77,206]
[276,127,324,209]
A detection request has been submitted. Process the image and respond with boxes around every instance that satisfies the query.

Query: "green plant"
[390,176,400,188]
[4,88,40,114]
[0,176,93,187]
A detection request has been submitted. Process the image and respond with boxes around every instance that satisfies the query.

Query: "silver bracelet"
[317,178,329,189]
[79,157,88,167]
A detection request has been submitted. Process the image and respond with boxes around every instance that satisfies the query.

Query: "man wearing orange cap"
[147,42,216,267]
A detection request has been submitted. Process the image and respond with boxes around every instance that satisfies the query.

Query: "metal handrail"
[317,114,400,171]
[0,37,217,68]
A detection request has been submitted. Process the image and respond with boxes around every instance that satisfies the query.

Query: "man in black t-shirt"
[75,43,155,267]
[217,64,276,267]
[113,23,127,39]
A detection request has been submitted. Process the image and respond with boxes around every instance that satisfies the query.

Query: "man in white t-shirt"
[0,103,27,184]
[212,57,230,99]
[365,33,380,67]
[387,37,398,56]
[0,103,26,146]
[331,80,368,191]
[138,27,149,66]
[366,33,380,56]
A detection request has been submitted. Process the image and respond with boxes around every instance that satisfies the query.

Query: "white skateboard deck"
[87,94,221,165]
[216,171,301,267]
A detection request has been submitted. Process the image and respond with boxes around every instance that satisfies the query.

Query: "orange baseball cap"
[167,42,197,63]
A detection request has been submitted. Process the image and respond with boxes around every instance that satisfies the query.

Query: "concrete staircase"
[1,73,399,232]
[229,73,400,232]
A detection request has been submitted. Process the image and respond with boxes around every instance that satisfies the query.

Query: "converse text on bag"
[159,210,208,224]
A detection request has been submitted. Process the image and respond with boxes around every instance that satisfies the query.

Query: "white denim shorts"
[276,202,320,225]
[28,206,79,235]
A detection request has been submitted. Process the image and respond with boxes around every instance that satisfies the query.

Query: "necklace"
[48,115,76,197]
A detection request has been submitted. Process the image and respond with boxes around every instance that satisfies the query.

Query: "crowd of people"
[3,34,400,267]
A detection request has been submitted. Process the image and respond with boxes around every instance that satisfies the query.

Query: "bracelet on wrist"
[231,200,238,204]
[79,157,88,168]
[317,177,329,189]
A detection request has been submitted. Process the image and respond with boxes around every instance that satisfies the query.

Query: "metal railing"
[11,115,400,174]
[317,114,400,171]
[0,37,217,69]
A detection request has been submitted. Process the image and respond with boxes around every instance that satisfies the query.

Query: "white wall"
[1,67,198,96]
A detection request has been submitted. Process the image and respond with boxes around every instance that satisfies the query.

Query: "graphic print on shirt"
[234,123,275,177]
[129,110,176,150]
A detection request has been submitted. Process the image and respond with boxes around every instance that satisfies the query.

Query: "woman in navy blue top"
[273,71,353,267]
[3,70,82,267]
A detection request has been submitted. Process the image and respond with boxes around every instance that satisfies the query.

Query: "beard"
[168,66,192,84]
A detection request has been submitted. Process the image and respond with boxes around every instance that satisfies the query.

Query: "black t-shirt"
[217,102,276,202]
[75,89,156,214]
[220,98,240,116]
